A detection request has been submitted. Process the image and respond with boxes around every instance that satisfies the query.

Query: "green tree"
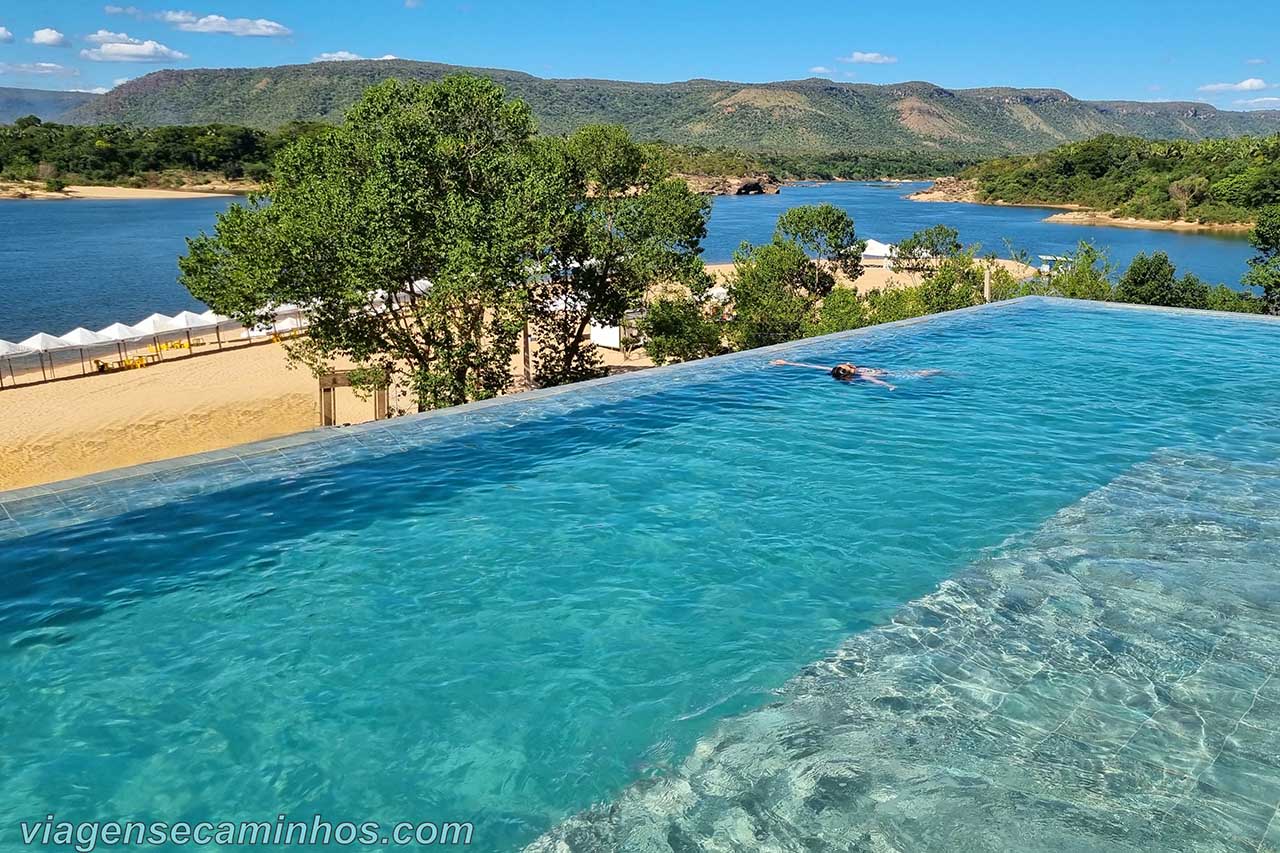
[917,253,987,313]
[725,239,819,349]
[773,203,865,292]
[1114,252,1209,308]
[638,295,724,364]
[530,125,710,386]
[1246,204,1280,313]
[1037,243,1116,301]
[809,287,868,335]
[179,75,543,410]
[892,225,963,275]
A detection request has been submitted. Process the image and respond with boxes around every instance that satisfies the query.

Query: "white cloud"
[1236,96,1280,108]
[840,51,897,65]
[1247,58,1267,65]
[1198,78,1268,92]
[312,51,397,62]
[113,76,132,86]
[86,29,143,45]
[0,26,14,43]
[105,5,146,15]
[0,61,78,76]
[159,10,291,37]
[809,66,834,75]
[405,0,423,6]
[81,39,188,62]
[72,86,112,94]
[31,28,70,47]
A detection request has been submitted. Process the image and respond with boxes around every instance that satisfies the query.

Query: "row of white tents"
[0,305,308,384]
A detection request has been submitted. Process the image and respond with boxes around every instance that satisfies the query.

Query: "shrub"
[637,297,723,365]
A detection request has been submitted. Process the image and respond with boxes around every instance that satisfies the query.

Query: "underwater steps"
[531,445,1280,852]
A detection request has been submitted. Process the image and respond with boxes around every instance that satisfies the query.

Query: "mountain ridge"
[34,59,1280,157]
[0,87,100,124]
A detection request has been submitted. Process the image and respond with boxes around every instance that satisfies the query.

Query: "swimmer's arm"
[769,359,830,371]
[862,374,897,390]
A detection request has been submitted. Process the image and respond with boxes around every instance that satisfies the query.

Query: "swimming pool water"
[2,300,1278,851]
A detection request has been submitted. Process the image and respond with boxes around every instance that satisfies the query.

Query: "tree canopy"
[181,76,547,409]
[179,76,711,408]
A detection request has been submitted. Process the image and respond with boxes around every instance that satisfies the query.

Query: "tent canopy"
[864,239,896,258]
[170,310,215,330]
[19,332,71,352]
[130,313,181,335]
[198,309,231,325]
[97,322,143,342]
[0,339,32,357]
[59,327,112,346]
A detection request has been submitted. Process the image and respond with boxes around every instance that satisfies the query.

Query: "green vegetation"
[0,116,328,186]
[965,134,1280,224]
[1246,205,1280,312]
[179,76,707,409]
[1000,244,1266,314]
[60,62,1280,159]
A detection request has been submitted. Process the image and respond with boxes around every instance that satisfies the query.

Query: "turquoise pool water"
[2,300,1279,851]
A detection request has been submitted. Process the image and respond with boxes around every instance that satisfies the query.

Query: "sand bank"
[0,181,251,200]
[1043,211,1254,233]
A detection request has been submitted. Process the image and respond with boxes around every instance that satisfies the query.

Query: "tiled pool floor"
[533,437,1280,852]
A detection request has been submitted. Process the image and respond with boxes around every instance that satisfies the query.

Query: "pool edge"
[2,296,1274,540]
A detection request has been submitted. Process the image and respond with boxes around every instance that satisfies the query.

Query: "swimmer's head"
[831,363,857,381]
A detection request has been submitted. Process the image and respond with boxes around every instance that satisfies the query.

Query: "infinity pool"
[2,299,1279,852]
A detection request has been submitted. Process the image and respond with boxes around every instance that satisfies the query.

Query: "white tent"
[19,332,70,351]
[242,315,304,340]
[0,339,31,388]
[59,327,113,375]
[97,322,143,341]
[169,310,217,351]
[130,313,181,336]
[170,310,212,328]
[197,309,230,324]
[864,239,896,264]
[19,332,70,380]
[196,310,235,348]
[129,313,182,359]
[60,327,112,346]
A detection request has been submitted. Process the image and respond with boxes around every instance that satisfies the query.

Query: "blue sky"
[1,0,1278,110]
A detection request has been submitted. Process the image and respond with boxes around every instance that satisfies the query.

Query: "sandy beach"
[0,343,319,490]
[1042,211,1255,233]
[0,181,251,200]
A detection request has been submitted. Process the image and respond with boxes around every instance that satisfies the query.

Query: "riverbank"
[906,177,1258,234]
[1042,211,1255,233]
[0,180,254,200]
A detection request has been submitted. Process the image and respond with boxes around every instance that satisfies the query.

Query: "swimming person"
[770,359,898,390]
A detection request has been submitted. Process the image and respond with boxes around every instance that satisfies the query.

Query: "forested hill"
[0,88,99,124]
[964,134,1280,224]
[62,60,1280,157]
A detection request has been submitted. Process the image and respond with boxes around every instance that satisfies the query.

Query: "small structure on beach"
[864,239,896,266]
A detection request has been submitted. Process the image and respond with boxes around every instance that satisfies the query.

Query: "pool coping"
[2,296,1275,541]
